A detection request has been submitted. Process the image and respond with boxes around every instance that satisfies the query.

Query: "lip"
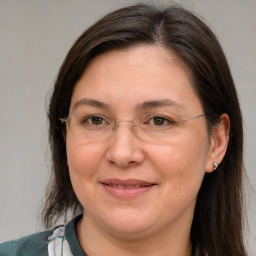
[100,179,156,199]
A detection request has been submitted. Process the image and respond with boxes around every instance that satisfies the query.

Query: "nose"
[106,123,145,168]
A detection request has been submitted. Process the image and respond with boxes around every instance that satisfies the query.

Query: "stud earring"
[213,162,218,170]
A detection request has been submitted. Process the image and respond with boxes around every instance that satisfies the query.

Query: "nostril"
[119,161,136,168]
[109,160,137,168]
[128,161,136,166]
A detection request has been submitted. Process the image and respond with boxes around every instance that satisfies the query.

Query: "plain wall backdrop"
[1,0,255,254]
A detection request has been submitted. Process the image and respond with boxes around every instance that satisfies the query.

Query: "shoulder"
[0,229,52,256]
[0,215,85,256]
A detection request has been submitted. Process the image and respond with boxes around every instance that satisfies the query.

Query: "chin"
[99,211,158,239]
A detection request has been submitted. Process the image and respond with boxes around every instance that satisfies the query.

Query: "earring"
[213,162,218,170]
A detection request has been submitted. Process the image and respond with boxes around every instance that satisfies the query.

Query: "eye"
[90,116,104,125]
[82,115,108,126]
[152,116,171,126]
[147,115,175,126]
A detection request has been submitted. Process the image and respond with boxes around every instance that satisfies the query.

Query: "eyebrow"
[72,98,110,111]
[136,99,185,110]
[72,98,185,112]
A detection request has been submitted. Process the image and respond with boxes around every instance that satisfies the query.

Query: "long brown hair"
[43,3,247,255]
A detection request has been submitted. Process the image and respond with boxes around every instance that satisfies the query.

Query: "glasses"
[59,112,205,141]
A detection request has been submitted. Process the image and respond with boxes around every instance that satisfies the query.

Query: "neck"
[77,214,192,256]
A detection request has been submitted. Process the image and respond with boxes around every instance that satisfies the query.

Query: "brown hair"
[42,3,247,255]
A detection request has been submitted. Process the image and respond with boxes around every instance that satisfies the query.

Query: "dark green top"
[0,215,87,256]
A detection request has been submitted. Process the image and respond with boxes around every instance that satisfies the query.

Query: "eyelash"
[82,116,108,125]
[146,116,176,126]
[80,114,176,126]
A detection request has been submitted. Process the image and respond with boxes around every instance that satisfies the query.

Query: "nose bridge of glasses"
[112,119,136,132]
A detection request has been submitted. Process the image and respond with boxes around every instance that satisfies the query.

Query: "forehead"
[70,45,202,114]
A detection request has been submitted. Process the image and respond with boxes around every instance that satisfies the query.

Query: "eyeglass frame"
[59,112,205,141]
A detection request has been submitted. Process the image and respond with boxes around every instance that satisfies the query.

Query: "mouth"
[100,179,156,199]
[105,184,151,189]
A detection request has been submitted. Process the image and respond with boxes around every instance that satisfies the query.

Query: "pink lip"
[100,179,156,199]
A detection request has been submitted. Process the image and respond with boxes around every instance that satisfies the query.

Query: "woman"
[0,3,247,256]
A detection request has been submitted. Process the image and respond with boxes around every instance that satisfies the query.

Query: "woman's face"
[67,45,213,239]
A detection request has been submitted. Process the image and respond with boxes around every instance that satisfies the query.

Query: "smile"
[100,179,156,199]
[106,184,151,189]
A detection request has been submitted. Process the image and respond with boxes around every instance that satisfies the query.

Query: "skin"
[66,45,230,256]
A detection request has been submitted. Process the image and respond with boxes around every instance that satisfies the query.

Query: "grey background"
[0,0,255,254]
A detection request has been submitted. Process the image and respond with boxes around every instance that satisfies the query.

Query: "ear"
[205,113,230,173]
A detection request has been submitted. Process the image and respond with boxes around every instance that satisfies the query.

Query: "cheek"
[66,140,108,211]
[67,140,104,173]
[148,132,209,195]
[66,140,106,198]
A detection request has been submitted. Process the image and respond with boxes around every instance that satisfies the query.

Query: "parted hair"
[42,3,247,256]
